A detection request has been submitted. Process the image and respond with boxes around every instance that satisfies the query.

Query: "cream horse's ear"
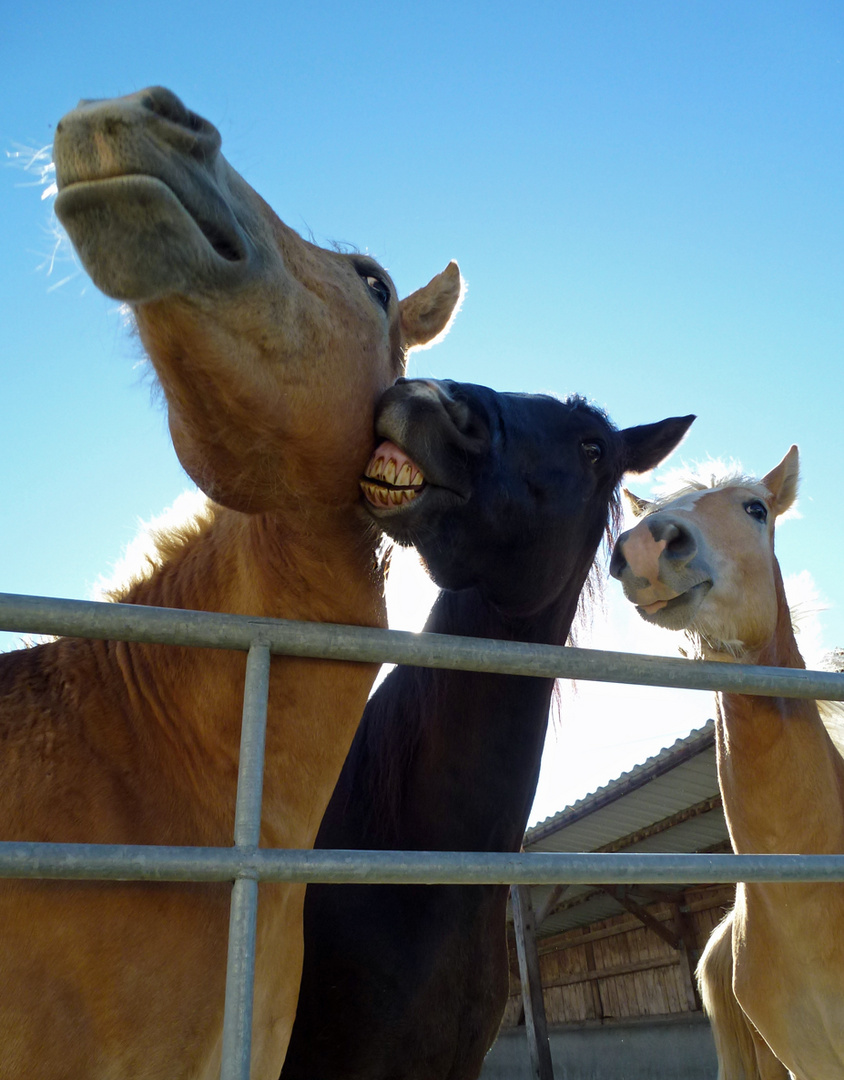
[622,488,653,518]
[761,445,799,517]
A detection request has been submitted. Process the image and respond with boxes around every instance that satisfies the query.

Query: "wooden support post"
[533,882,570,929]
[582,938,605,1021]
[511,884,555,1080]
[672,901,703,1012]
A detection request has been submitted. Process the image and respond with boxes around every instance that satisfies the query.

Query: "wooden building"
[483,722,728,1079]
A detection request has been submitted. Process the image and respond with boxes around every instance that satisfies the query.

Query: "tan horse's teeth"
[411,470,424,487]
[384,458,397,485]
[397,462,412,487]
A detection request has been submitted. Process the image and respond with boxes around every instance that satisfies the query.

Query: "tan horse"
[0,87,461,1080]
[610,447,844,1080]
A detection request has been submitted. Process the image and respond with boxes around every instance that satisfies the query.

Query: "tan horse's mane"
[95,491,218,602]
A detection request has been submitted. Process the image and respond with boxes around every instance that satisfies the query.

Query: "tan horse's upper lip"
[55,174,248,264]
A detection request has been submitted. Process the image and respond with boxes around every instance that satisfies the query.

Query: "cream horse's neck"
[713,566,844,857]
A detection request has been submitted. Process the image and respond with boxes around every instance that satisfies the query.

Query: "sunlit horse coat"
[0,87,461,1080]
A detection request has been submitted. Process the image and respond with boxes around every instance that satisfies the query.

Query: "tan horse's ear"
[761,445,799,516]
[622,488,653,518]
[400,260,463,350]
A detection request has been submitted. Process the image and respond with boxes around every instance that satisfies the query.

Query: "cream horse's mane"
[819,701,844,758]
[642,460,770,514]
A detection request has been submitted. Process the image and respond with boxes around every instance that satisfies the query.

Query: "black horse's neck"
[318,580,581,854]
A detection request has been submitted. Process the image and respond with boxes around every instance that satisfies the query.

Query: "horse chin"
[636,581,712,632]
[55,175,251,301]
[362,486,465,546]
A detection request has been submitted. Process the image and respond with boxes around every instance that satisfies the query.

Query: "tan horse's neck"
[82,500,386,845]
[113,500,384,624]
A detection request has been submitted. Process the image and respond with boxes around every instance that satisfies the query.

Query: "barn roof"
[518,720,727,939]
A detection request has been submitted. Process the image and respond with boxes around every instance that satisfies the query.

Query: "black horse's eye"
[364,274,391,310]
[744,499,768,523]
[581,440,603,464]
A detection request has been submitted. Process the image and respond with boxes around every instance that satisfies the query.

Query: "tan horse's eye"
[744,500,768,523]
[364,274,391,310]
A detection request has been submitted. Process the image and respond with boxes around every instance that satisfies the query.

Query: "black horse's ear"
[621,414,695,475]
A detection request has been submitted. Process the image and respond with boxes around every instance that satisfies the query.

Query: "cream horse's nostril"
[648,516,697,563]
[609,533,631,580]
[613,527,668,587]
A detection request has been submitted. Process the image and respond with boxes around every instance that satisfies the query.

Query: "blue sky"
[2,3,842,820]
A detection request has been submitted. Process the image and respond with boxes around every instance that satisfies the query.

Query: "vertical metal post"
[220,642,271,1080]
[511,884,555,1080]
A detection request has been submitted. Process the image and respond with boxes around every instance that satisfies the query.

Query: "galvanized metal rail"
[2,590,844,1080]
[3,591,844,698]
[1,843,844,885]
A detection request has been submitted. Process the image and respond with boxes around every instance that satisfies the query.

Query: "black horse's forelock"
[562,392,616,428]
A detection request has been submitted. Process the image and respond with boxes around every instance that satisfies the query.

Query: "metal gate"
[2,590,844,1079]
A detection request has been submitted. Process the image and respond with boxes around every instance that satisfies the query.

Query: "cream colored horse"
[611,447,844,1080]
[0,87,461,1080]
[697,907,791,1079]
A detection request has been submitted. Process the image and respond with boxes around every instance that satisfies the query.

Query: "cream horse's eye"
[744,500,768,524]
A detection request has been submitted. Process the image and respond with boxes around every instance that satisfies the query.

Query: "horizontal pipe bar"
[2,593,844,700]
[1,843,844,885]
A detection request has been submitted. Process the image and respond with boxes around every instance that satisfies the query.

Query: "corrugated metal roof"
[516,720,729,939]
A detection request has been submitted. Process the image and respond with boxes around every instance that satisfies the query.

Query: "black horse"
[281,378,693,1080]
